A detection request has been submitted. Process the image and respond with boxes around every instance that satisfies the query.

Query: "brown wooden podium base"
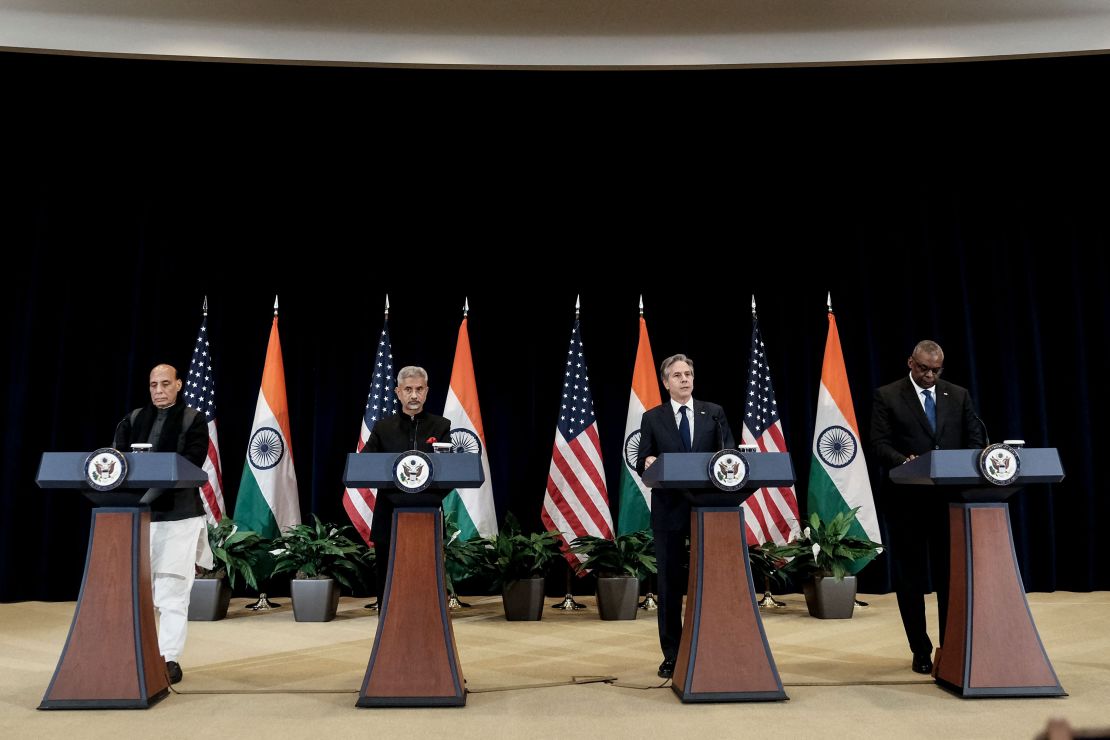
[935,503,1065,698]
[40,508,169,710]
[357,507,465,707]
[672,507,787,703]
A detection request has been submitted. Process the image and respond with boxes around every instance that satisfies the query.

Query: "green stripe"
[806,455,877,575]
[233,463,280,539]
[616,467,651,536]
[442,490,479,541]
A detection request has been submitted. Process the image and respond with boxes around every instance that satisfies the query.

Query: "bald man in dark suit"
[871,340,986,675]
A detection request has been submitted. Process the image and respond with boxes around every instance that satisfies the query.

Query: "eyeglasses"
[912,361,944,376]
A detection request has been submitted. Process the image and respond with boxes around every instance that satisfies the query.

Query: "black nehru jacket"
[362,410,452,543]
[114,402,210,521]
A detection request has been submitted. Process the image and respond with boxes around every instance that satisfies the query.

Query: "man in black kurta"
[362,366,452,594]
[113,363,211,685]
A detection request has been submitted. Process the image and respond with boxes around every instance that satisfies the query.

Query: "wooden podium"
[35,452,206,709]
[890,448,1066,697]
[344,452,484,707]
[643,452,794,702]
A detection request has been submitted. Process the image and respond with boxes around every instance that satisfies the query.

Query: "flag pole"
[636,294,659,612]
[247,294,285,612]
[361,294,395,612]
[551,295,588,612]
[823,293,870,609]
[747,295,788,611]
[447,295,474,612]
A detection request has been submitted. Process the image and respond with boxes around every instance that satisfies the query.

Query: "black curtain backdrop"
[2,50,1109,601]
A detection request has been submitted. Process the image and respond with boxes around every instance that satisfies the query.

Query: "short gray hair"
[912,340,943,357]
[659,354,694,382]
[396,366,429,386]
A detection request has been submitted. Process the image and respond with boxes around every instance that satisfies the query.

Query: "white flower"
[803,527,811,540]
[811,543,821,561]
[876,547,884,555]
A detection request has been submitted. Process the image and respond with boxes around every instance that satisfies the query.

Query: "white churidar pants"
[149,516,213,662]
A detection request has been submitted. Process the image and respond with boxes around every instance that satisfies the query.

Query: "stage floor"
[2,592,1107,738]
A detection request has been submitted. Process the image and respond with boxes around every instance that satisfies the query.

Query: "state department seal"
[85,447,128,491]
[979,443,1021,486]
[394,450,433,493]
[709,449,749,491]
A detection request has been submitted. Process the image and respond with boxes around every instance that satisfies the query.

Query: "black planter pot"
[596,576,639,620]
[188,577,231,621]
[291,578,340,622]
[502,577,545,621]
[802,575,857,619]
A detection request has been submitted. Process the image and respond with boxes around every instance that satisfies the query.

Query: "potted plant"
[569,529,656,620]
[773,507,883,619]
[189,518,268,621]
[478,513,563,621]
[270,515,365,622]
[748,542,792,608]
[443,513,488,607]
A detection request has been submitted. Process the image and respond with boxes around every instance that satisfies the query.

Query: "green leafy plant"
[478,513,563,589]
[200,517,268,591]
[772,507,883,580]
[270,515,365,590]
[747,542,791,592]
[568,529,657,579]
[443,513,488,597]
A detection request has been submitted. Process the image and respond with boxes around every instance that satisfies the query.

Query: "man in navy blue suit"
[636,354,735,679]
[872,340,986,675]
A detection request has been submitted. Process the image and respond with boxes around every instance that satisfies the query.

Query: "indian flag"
[441,309,497,540]
[233,307,301,539]
[616,310,661,536]
[807,301,881,569]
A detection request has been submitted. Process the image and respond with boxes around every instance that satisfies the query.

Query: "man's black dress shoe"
[911,653,933,675]
[658,658,676,679]
[166,660,183,684]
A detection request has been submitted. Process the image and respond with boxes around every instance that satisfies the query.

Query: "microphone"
[713,413,725,451]
[971,412,990,446]
[113,413,131,448]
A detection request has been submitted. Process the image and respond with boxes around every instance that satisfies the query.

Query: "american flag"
[541,318,613,564]
[184,308,225,524]
[740,308,800,545]
[343,320,399,546]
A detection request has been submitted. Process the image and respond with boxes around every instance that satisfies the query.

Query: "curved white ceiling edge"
[1,0,1109,67]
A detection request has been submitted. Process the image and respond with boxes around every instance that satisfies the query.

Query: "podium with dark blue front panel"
[891,448,1066,698]
[34,452,206,709]
[643,451,794,703]
[343,452,483,707]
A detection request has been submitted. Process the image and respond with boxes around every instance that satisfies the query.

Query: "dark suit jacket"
[362,410,452,543]
[871,376,986,492]
[635,400,735,531]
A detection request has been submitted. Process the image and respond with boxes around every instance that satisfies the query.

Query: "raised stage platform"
[2,592,1107,738]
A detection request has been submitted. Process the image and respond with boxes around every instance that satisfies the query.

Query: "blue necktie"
[678,406,692,451]
[922,390,936,432]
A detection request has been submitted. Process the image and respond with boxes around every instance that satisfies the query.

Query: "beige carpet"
[2,592,1108,739]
